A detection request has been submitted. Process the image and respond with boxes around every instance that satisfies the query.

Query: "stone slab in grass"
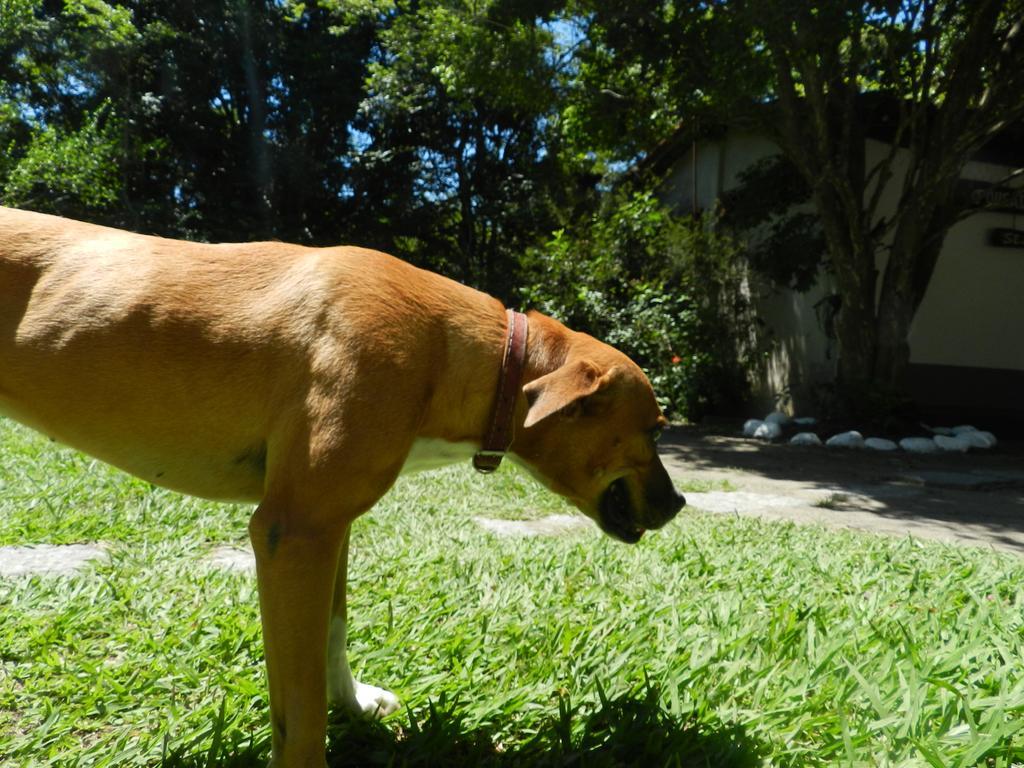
[474,514,590,537]
[204,545,256,573]
[0,543,108,577]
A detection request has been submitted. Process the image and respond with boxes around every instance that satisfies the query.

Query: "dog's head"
[512,329,685,543]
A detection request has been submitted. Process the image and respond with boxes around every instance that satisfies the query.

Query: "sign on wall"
[989,228,1024,249]
[958,180,1024,214]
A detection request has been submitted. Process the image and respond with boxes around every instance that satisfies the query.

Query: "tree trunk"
[874,295,913,393]
[875,203,950,392]
[813,136,958,409]
[810,181,878,408]
[833,288,878,397]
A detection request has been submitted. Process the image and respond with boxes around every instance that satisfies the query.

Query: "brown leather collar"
[473,309,528,473]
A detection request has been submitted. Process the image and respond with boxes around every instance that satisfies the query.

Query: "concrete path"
[658,427,1024,556]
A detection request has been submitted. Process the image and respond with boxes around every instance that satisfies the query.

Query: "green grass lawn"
[2,418,1024,767]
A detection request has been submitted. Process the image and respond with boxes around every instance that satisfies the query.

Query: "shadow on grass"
[162,686,765,767]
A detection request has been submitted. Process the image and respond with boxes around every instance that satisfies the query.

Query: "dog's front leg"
[327,525,400,717]
[249,498,344,768]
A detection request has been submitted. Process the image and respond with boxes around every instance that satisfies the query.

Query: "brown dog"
[0,206,684,767]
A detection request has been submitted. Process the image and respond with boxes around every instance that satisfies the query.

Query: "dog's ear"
[522,360,614,428]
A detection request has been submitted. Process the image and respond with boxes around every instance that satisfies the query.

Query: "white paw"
[352,680,400,718]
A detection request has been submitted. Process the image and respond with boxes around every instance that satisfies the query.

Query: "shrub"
[521,190,755,420]
[1,102,121,215]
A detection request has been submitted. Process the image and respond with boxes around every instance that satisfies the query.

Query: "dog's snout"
[642,478,685,530]
[658,487,685,524]
[671,488,686,515]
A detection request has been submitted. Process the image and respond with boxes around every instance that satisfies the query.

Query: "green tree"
[0,2,131,219]
[336,0,577,298]
[1,0,586,303]
[0,0,376,242]
[567,0,1024,411]
[2,103,122,216]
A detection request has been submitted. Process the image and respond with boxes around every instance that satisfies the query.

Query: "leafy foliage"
[523,190,754,419]
[0,0,38,42]
[346,0,573,298]
[720,155,825,292]
[2,102,122,215]
[0,0,377,240]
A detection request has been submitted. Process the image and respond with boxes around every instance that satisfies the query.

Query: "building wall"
[909,191,1024,371]
[662,131,1024,421]
[863,138,1024,371]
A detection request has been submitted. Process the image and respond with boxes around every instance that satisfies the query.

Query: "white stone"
[790,432,822,446]
[742,419,764,437]
[935,434,971,452]
[935,434,973,452]
[927,425,955,436]
[792,416,818,426]
[864,437,898,451]
[764,411,790,426]
[826,431,864,448]
[960,430,997,449]
[900,437,939,453]
[753,421,783,440]
[951,425,978,435]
